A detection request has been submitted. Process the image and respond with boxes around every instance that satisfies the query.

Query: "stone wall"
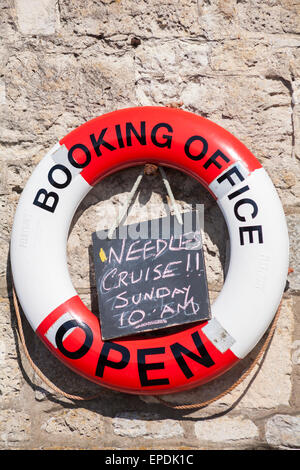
[0,0,299,450]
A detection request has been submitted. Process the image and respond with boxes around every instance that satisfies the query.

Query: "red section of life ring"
[36,296,238,394]
[60,107,261,189]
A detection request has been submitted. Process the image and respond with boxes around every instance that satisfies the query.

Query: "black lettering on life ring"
[90,128,117,157]
[151,123,173,149]
[203,149,230,169]
[239,225,263,245]
[68,143,91,168]
[48,164,72,189]
[95,342,130,377]
[126,121,147,147]
[115,124,125,148]
[228,185,250,200]
[217,165,245,186]
[234,198,258,222]
[184,135,208,161]
[137,347,170,387]
[170,331,215,379]
[33,188,59,213]
[55,319,93,360]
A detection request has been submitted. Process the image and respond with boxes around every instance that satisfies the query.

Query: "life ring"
[10,106,289,395]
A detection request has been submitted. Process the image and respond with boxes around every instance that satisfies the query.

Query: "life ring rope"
[107,163,183,240]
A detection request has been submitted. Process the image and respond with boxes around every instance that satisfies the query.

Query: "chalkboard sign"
[92,211,211,340]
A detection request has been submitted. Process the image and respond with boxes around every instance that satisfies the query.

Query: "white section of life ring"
[10,144,91,330]
[211,167,288,358]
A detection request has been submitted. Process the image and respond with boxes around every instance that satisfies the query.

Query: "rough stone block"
[265,414,300,449]
[0,300,25,404]
[286,214,300,293]
[0,80,5,105]
[197,0,300,39]
[0,49,136,160]
[194,416,259,448]
[0,194,18,297]
[41,409,104,438]
[59,0,200,39]
[294,104,300,161]
[15,0,59,36]
[0,410,31,447]
[112,412,184,440]
[135,40,210,80]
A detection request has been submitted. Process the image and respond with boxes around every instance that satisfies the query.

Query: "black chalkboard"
[92,211,211,340]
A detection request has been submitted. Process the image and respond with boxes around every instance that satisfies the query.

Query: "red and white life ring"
[10,107,289,395]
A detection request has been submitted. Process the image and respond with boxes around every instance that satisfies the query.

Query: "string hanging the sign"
[107,165,183,240]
